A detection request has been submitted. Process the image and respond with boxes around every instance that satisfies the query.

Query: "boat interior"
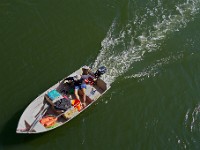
[41,69,109,126]
[17,68,109,133]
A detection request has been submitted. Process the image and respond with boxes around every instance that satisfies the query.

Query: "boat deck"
[16,68,110,134]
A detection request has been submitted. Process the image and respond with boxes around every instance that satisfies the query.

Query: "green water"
[1,0,200,149]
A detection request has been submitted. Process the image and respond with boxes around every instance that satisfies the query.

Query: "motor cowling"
[94,66,107,78]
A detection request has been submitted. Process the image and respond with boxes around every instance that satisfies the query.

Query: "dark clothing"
[65,77,83,86]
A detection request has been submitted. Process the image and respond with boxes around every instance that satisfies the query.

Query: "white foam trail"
[124,53,184,81]
[190,104,200,132]
[92,0,200,84]
[185,109,190,124]
[183,103,200,134]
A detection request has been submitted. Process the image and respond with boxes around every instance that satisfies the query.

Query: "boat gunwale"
[16,68,111,134]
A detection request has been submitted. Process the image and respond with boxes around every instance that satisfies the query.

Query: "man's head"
[82,65,90,70]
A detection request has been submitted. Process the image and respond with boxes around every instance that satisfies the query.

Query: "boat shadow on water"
[0,106,92,147]
[0,108,43,146]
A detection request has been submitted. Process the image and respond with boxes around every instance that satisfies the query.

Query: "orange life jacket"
[40,116,57,127]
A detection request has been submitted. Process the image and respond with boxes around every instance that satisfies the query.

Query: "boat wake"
[124,53,183,81]
[185,104,200,132]
[92,0,200,84]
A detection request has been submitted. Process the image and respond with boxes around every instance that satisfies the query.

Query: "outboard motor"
[94,66,107,78]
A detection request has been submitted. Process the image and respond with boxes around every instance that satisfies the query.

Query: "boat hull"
[16,68,110,134]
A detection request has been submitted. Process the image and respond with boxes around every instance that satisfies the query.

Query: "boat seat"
[96,79,107,91]
[44,94,78,119]
[44,94,54,106]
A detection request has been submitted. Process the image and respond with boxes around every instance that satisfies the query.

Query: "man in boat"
[64,65,95,107]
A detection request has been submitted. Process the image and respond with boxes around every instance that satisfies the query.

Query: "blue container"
[47,90,61,100]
